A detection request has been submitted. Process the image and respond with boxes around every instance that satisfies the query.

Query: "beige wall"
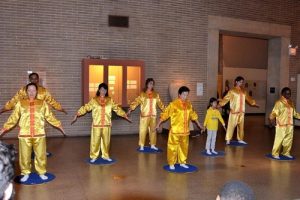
[0,1,299,136]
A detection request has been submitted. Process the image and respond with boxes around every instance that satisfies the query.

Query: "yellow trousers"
[90,127,111,159]
[139,116,157,146]
[19,137,46,175]
[167,132,189,165]
[226,113,245,141]
[272,126,294,157]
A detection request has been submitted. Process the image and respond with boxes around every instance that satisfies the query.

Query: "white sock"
[273,155,280,159]
[151,145,158,150]
[169,165,175,170]
[238,140,247,144]
[226,140,230,145]
[180,164,189,169]
[39,174,48,180]
[285,155,293,158]
[103,157,112,161]
[212,149,218,154]
[90,158,97,163]
[140,146,144,151]
[20,174,29,182]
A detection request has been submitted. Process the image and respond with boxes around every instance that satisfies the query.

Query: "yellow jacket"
[160,98,198,135]
[4,85,62,111]
[219,86,256,114]
[270,96,300,127]
[204,107,225,131]
[130,91,165,117]
[2,99,62,137]
[77,96,126,127]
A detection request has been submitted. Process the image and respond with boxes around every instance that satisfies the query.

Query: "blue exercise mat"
[201,150,225,157]
[14,172,55,185]
[137,146,163,153]
[227,140,248,147]
[86,158,116,165]
[163,164,198,173]
[266,153,295,161]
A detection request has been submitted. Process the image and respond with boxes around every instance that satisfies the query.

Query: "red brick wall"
[0,0,299,136]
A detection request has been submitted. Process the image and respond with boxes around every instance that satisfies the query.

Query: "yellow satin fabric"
[160,98,198,165]
[19,137,46,175]
[77,96,126,127]
[226,113,245,141]
[219,87,256,141]
[160,98,198,135]
[77,96,126,159]
[270,96,300,157]
[270,96,300,126]
[129,91,165,117]
[90,127,111,159]
[219,86,256,113]
[130,91,165,147]
[139,116,157,146]
[3,99,62,137]
[167,132,189,165]
[204,107,225,131]
[4,85,62,111]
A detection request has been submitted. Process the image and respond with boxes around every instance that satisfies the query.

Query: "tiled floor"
[5,116,300,200]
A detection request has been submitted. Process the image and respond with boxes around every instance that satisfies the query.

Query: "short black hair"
[0,142,16,200]
[281,87,291,95]
[25,82,38,91]
[208,97,217,108]
[143,78,155,92]
[219,181,255,200]
[178,86,190,95]
[235,76,244,83]
[96,83,109,97]
[28,72,39,79]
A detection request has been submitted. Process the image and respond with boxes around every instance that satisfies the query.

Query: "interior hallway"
[5,115,300,200]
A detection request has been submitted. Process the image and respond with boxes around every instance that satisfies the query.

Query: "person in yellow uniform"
[218,76,259,145]
[203,97,226,155]
[156,86,203,170]
[269,87,300,159]
[0,72,67,114]
[0,83,65,183]
[127,78,165,151]
[71,83,131,163]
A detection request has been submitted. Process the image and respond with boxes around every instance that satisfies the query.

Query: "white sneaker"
[169,165,175,170]
[140,146,144,151]
[238,140,247,144]
[226,140,230,145]
[39,174,48,180]
[90,158,97,163]
[272,155,280,159]
[103,157,112,162]
[212,150,218,154]
[206,150,212,155]
[151,145,158,150]
[285,155,293,159]
[180,164,189,169]
[20,174,29,182]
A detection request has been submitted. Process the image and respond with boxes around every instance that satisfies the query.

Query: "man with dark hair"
[156,86,203,170]
[216,181,255,200]
[269,87,300,159]
[0,141,16,200]
[0,72,67,114]
[219,76,259,145]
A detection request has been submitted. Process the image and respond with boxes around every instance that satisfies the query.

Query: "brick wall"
[0,0,299,137]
